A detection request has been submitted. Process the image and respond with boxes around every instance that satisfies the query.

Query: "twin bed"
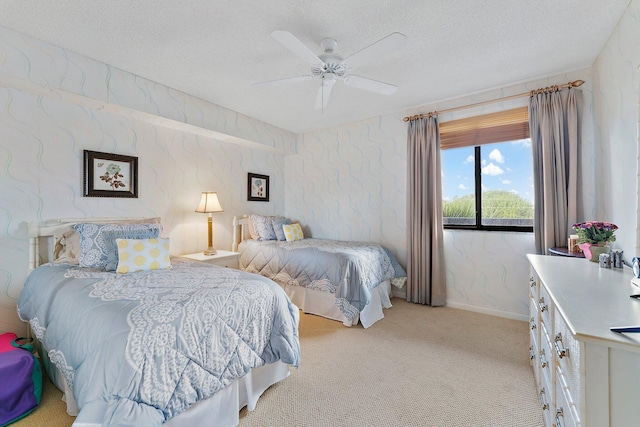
[18,218,300,427]
[18,215,406,426]
[232,215,407,328]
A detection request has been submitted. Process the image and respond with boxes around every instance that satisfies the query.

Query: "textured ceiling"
[0,0,631,134]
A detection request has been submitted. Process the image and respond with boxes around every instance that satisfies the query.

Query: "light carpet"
[15,299,543,427]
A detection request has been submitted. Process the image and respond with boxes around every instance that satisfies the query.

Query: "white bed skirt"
[282,279,393,328]
[40,347,290,427]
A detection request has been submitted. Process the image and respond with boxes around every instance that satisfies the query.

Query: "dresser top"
[528,254,640,350]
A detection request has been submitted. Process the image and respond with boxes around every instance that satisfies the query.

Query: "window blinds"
[439,106,529,149]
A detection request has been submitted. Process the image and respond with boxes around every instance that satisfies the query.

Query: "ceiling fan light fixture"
[256,30,407,109]
[323,73,337,85]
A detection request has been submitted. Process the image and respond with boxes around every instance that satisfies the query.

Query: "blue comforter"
[239,238,406,321]
[17,258,300,426]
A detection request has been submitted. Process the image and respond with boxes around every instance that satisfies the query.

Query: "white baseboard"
[391,290,528,322]
[445,300,529,322]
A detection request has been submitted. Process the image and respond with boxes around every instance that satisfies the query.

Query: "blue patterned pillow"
[73,223,162,269]
[271,217,291,241]
[250,215,285,241]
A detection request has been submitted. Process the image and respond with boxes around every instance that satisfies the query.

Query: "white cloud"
[481,163,504,176]
[481,159,487,166]
[489,148,505,163]
[502,179,512,185]
[464,155,474,164]
[458,183,468,190]
[512,138,532,148]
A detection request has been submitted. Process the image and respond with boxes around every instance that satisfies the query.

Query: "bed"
[18,217,300,427]
[232,215,407,328]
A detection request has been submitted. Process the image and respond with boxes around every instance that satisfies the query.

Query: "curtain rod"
[403,79,585,123]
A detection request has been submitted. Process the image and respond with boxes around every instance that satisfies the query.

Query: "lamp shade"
[195,192,223,213]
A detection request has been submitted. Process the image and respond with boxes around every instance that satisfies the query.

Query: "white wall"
[0,26,297,335]
[591,0,640,258]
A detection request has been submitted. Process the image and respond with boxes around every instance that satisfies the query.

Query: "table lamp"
[195,191,223,255]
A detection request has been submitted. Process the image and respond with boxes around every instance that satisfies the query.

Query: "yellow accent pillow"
[282,223,304,242]
[115,238,171,274]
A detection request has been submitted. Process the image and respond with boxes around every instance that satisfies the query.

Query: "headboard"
[232,215,250,252]
[28,217,157,272]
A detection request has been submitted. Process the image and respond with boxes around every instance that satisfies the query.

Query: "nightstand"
[181,250,240,269]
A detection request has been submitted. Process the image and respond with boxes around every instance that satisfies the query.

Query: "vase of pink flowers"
[572,221,618,262]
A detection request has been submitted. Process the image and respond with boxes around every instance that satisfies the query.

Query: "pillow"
[271,217,291,241]
[53,228,81,264]
[116,238,171,274]
[103,228,161,271]
[247,216,259,240]
[250,214,285,241]
[73,222,162,269]
[282,223,304,242]
[54,218,162,264]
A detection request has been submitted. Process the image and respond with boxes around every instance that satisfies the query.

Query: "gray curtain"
[530,88,579,255]
[406,116,446,306]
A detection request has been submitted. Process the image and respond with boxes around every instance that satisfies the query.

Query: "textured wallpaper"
[0,26,296,335]
[591,0,640,257]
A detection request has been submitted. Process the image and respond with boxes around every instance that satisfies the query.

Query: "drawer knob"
[555,407,564,427]
[529,277,536,287]
[529,317,537,330]
[539,388,549,411]
[538,297,548,312]
[554,333,569,359]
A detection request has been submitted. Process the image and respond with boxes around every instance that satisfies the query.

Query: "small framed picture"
[83,150,138,198]
[247,173,269,202]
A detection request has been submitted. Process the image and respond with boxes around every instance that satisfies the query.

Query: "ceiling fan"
[253,30,407,110]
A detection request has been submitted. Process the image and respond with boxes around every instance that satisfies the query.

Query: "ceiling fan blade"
[271,30,324,65]
[343,32,407,69]
[343,75,397,95]
[314,83,334,110]
[253,75,313,88]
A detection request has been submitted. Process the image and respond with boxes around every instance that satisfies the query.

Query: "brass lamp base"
[204,247,217,256]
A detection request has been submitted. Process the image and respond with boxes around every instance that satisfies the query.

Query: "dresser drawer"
[529,269,539,300]
[555,379,579,427]
[539,382,554,427]
[539,323,554,391]
[538,284,552,331]
[554,313,582,418]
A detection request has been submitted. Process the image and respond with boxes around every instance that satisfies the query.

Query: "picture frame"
[83,150,138,198]
[247,173,269,202]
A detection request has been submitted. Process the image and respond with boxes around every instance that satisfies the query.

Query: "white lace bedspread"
[18,258,300,426]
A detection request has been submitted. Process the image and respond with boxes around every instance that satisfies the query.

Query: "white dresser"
[528,254,640,427]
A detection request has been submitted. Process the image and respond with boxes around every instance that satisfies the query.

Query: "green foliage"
[572,221,618,244]
[443,190,533,219]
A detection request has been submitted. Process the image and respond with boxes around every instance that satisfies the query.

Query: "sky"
[441,138,533,203]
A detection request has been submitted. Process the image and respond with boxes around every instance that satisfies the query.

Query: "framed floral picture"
[83,150,138,198]
[247,173,269,202]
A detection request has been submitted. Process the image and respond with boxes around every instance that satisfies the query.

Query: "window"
[440,107,533,231]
